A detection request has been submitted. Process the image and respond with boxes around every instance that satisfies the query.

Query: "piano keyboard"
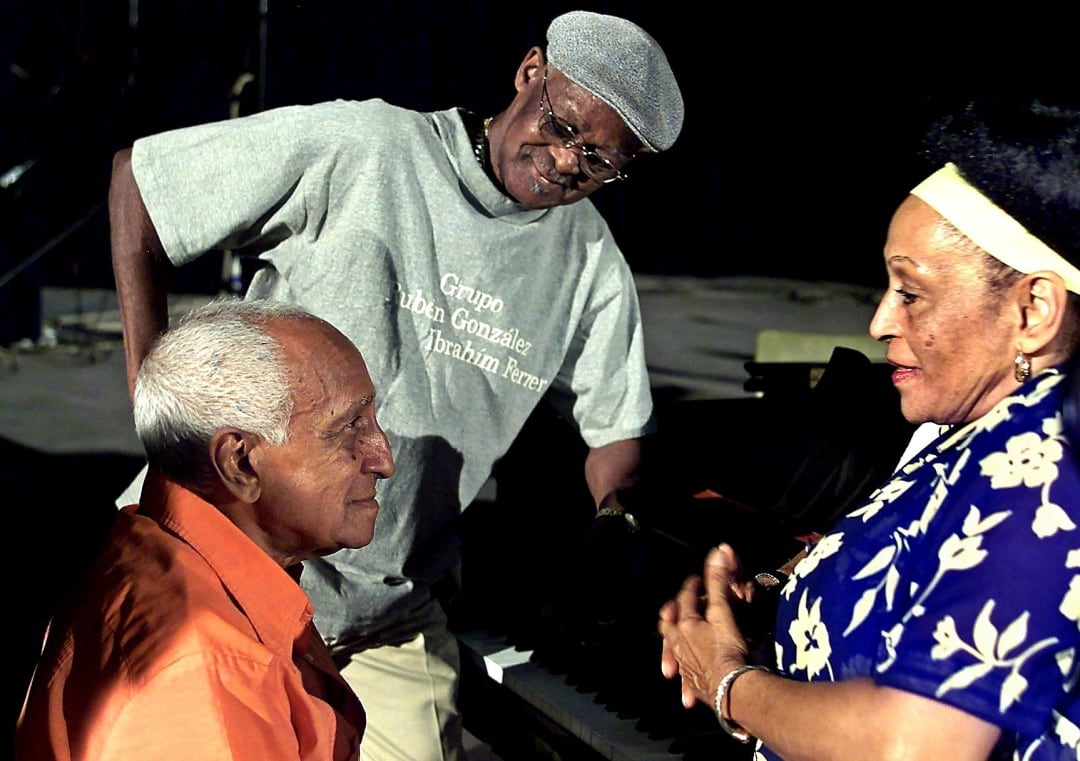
[457,627,754,761]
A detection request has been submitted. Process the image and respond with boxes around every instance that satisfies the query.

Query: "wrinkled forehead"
[272,319,371,398]
[546,69,644,157]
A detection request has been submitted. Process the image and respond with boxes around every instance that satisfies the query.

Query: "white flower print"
[931,616,963,659]
[789,589,832,679]
[879,622,905,672]
[972,373,1062,438]
[979,431,1062,490]
[936,532,988,572]
[1062,576,1080,631]
[792,533,842,577]
[873,506,1003,655]
[1055,648,1076,685]
[843,505,1005,640]
[974,400,1016,434]
[1029,371,1065,405]
[934,599,1058,712]
[844,545,900,636]
[1054,710,1080,755]
[849,479,914,523]
[917,453,966,533]
[783,533,844,602]
[946,372,1061,455]
[961,504,1011,536]
[914,506,1001,601]
[977,428,1074,538]
[1034,501,1077,538]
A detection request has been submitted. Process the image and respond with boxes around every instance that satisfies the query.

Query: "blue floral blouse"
[763,367,1080,760]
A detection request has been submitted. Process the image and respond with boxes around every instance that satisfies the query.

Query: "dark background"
[2,1,1077,326]
[3,2,1076,746]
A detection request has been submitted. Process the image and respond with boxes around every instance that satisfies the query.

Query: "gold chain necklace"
[472,116,492,167]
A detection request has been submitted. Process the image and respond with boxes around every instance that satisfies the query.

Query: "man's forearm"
[584,438,642,510]
[108,148,171,399]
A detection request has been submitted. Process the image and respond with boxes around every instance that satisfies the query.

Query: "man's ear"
[1018,271,1068,354]
[514,46,545,93]
[210,428,261,503]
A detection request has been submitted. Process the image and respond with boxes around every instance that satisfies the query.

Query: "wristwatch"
[753,571,785,590]
[595,506,640,532]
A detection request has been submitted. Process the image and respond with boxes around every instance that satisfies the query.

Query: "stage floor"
[1,275,883,456]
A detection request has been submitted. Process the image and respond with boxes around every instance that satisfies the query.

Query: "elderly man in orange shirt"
[15,298,395,761]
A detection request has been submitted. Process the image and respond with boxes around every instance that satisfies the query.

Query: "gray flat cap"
[546,10,684,152]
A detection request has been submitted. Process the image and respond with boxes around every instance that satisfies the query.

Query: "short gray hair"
[133,297,315,492]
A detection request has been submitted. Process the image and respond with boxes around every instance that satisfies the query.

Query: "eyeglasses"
[539,69,625,184]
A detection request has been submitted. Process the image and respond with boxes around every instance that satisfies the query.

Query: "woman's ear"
[514,46,545,93]
[210,428,261,503]
[1018,271,1069,355]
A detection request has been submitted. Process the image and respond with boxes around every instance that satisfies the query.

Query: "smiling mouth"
[545,171,574,189]
[533,168,567,190]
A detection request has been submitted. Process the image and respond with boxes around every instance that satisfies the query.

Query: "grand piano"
[451,348,916,760]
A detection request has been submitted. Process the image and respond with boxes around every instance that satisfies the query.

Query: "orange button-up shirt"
[16,473,365,761]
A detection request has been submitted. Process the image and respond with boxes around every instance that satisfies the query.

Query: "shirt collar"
[137,471,313,656]
[444,107,548,225]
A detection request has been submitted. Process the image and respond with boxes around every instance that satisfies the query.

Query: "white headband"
[910,162,1080,294]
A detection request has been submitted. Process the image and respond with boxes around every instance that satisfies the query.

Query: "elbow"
[108,148,135,203]
[111,146,133,175]
[107,147,166,265]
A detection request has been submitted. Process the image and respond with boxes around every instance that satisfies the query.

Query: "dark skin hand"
[657,544,1002,761]
[659,543,753,709]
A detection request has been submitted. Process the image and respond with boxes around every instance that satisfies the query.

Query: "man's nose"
[550,144,583,176]
[371,434,395,479]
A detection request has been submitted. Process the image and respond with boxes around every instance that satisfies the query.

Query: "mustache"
[531,151,577,189]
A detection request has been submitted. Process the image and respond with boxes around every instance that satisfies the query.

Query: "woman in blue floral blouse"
[658,97,1080,761]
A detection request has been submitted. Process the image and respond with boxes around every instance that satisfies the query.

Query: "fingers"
[657,545,756,713]
[681,682,698,710]
[674,574,705,618]
[706,543,754,604]
[658,598,679,679]
[660,633,679,679]
[704,544,736,600]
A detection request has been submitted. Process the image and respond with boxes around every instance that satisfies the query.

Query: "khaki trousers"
[337,600,465,761]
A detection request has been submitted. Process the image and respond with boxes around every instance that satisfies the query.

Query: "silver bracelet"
[713,664,770,743]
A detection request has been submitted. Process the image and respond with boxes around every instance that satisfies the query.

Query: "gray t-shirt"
[131,99,654,642]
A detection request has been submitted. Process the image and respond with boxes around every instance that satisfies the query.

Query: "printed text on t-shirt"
[394,275,547,392]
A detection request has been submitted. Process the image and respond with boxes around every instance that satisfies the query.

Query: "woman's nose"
[869,299,896,343]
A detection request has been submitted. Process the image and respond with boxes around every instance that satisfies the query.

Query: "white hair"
[133,297,316,492]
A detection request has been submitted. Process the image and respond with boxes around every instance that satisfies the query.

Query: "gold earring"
[1014,351,1031,383]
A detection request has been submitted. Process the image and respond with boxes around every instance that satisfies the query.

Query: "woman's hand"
[657,543,756,709]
